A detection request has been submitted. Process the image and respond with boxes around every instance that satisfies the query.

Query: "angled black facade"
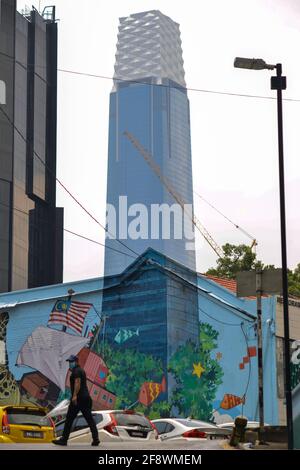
[0,1,63,292]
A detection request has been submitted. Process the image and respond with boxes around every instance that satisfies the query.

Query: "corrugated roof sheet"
[204,275,238,293]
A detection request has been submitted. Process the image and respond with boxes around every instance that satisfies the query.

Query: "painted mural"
[0,303,116,412]
[0,243,281,426]
[0,312,21,406]
[0,299,262,422]
[291,340,300,449]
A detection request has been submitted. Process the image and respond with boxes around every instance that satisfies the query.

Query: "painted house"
[0,248,278,424]
[65,348,116,410]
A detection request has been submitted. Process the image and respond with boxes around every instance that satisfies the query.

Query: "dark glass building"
[0,1,63,293]
[101,248,199,400]
[104,11,196,276]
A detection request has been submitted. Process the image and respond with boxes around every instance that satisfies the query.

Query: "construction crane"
[193,190,258,252]
[124,131,224,259]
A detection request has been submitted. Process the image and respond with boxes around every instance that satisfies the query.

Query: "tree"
[168,322,223,421]
[206,243,258,279]
[206,243,273,279]
[207,243,300,296]
[288,263,300,297]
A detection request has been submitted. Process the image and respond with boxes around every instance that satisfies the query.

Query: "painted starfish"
[192,362,205,378]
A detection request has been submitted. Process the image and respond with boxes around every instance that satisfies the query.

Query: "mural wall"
[291,341,300,449]
[0,259,279,425]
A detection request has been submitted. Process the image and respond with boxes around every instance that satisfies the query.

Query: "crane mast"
[124,131,224,258]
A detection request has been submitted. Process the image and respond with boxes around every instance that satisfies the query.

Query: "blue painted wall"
[197,276,278,424]
[0,249,278,423]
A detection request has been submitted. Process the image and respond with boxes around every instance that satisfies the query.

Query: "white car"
[217,421,270,432]
[152,418,226,441]
[55,410,158,443]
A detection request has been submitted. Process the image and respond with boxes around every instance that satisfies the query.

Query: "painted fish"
[139,376,167,406]
[114,328,139,344]
[220,394,245,410]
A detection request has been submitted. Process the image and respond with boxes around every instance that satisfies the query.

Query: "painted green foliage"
[168,322,223,421]
[92,333,171,417]
[91,321,222,419]
[291,362,300,390]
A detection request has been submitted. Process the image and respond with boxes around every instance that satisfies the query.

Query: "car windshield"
[175,419,216,428]
[113,413,152,429]
[6,408,52,427]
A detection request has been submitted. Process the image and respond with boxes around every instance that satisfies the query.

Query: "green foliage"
[135,401,172,419]
[291,362,300,390]
[168,322,223,421]
[207,243,300,297]
[92,333,164,410]
[90,321,223,420]
[288,263,300,297]
[206,243,259,279]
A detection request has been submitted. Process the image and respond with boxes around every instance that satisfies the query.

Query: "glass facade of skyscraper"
[0,1,63,292]
[104,10,196,276]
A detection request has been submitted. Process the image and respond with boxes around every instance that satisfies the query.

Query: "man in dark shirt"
[52,355,100,446]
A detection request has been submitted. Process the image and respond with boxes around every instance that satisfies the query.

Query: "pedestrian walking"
[52,355,100,446]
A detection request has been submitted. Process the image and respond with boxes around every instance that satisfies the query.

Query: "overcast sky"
[17,0,300,281]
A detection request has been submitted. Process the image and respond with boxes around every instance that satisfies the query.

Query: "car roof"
[55,409,146,421]
[218,421,269,426]
[92,410,144,415]
[152,418,176,422]
[0,405,47,412]
[153,418,216,425]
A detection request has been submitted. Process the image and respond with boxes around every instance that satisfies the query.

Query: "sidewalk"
[239,441,288,450]
[220,439,288,450]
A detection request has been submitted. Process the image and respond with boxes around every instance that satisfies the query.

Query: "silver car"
[217,420,270,433]
[152,418,226,441]
[55,410,158,443]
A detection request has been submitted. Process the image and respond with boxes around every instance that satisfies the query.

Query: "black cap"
[66,355,78,362]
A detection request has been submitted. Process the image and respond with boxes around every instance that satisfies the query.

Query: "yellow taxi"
[0,405,55,443]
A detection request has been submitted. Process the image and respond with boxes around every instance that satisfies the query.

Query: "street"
[0,438,226,451]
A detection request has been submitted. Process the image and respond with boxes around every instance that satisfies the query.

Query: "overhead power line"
[1,49,300,102]
[0,104,141,261]
[0,200,136,260]
[193,190,257,246]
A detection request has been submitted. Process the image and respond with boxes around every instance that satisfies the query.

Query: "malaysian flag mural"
[48,299,93,335]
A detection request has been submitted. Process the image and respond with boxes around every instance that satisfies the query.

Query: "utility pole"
[237,267,284,444]
[234,57,293,449]
[271,63,293,450]
[256,270,265,442]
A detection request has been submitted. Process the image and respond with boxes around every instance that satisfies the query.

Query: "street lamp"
[234,57,293,449]
[234,57,275,70]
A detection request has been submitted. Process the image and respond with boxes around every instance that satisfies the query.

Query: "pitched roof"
[202,274,259,300]
[204,274,238,294]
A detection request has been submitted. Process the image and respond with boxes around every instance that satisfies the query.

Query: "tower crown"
[114,10,186,88]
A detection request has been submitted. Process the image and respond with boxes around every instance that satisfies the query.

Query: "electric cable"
[0,200,137,260]
[0,104,142,261]
[1,49,300,102]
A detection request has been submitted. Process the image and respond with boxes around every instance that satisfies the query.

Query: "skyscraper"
[104,10,196,276]
[0,1,63,293]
